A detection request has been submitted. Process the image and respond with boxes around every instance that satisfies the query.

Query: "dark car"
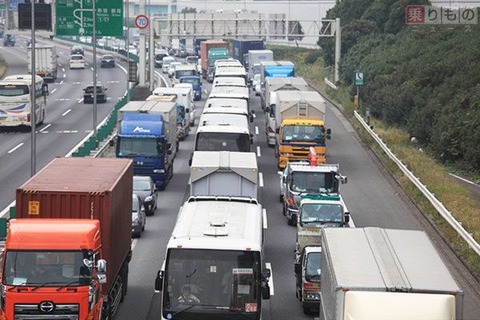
[133,175,158,216]
[132,193,146,238]
[100,54,115,68]
[83,85,107,103]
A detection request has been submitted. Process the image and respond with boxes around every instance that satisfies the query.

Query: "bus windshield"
[195,132,250,152]
[162,249,261,319]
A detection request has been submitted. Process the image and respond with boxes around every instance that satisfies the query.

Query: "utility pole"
[30,0,36,176]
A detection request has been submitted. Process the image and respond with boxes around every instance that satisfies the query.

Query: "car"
[71,45,84,55]
[3,34,15,46]
[131,193,146,238]
[154,50,169,68]
[162,56,175,73]
[83,85,107,103]
[133,175,158,216]
[69,54,85,69]
[100,54,115,68]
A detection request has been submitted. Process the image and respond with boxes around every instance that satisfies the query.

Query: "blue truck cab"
[179,75,202,101]
[116,101,177,189]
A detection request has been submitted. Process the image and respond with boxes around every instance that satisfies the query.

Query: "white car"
[69,54,85,69]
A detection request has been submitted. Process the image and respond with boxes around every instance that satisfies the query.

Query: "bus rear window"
[0,85,29,96]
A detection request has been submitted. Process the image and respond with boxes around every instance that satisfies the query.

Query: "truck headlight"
[153,169,165,173]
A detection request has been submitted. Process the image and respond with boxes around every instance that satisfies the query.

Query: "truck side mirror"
[42,83,49,96]
[97,259,107,273]
[261,268,271,299]
[294,262,301,275]
[265,106,271,113]
[154,270,164,292]
[275,128,279,134]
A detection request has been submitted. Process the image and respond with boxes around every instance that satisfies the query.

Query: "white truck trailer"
[320,227,464,320]
[190,151,258,199]
[27,45,58,82]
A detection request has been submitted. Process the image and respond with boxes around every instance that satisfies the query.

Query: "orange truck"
[0,157,133,320]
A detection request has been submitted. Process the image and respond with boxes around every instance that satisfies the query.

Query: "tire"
[120,266,129,302]
[279,194,283,203]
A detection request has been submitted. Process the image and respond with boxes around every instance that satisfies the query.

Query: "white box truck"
[319,227,464,320]
[27,45,58,82]
[247,49,273,83]
[190,151,258,199]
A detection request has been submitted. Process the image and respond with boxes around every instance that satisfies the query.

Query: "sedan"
[133,175,158,216]
[132,193,146,238]
[83,85,107,103]
[100,54,115,68]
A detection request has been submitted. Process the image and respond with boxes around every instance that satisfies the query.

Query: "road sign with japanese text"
[55,0,123,36]
[406,5,478,25]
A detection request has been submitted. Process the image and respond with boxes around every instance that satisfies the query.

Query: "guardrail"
[354,110,480,256]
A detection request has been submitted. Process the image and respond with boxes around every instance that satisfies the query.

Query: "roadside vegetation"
[268,0,480,278]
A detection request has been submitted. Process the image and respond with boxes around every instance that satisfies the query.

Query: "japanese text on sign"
[406,5,478,25]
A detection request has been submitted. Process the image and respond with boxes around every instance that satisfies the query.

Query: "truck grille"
[14,303,79,320]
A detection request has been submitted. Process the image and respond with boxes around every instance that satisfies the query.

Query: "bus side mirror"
[294,262,301,275]
[42,83,49,96]
[344,212,350,225]
[154,270,164,292]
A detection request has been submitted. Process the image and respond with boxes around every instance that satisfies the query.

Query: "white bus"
[155,197,271,320]
[0,74,48,127]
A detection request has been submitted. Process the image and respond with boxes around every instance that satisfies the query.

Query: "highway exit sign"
[55,0,123,36]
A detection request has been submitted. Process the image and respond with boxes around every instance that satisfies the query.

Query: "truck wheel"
[279,194,283,202]
[102,302,112,320]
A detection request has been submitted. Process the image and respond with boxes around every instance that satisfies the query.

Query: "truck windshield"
[3,250,91,287]
[175,70,196,78]
[117,137,165,157]
[305,252,321,280]
[163,248,261,319]
[180,77,200,86]
[195,132,250,152]
[290,172,336,193]
[282,125,325,144]
[300,203,343,225]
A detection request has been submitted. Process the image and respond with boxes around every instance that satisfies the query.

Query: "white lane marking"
[255,125,259,135]
[262,208,267,229]
[266,262,274,295]
[259,172,264,188]
[39,124,51,133]
[62,109,72,116]
[257,146,261,157]
[50,88,57,94]
[8,143,24,154]
[59,80,64,85]
[63,73,66,78]
[78,98,84,103]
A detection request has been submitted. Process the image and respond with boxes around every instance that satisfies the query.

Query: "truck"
[295,244,322,315]
[200,40,229,82]
[1,157,133,320]
[152,86,196,138]
[275,90,331,168]
[230,38,264,66]
[320,227,464,320]
[27,45,58,82]
[194,38,208,57]
[190,151,258,199]
[154,196,270,320]
[279,160,347,226]
[116,100,177,189]
[146,94,189,141]
[264,77,310,145]
[259,60,295,96]
[247,49,273,84]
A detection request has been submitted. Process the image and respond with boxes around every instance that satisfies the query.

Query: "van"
[69,54,86,69]
[154,50,169,68]
[71,45,84,55]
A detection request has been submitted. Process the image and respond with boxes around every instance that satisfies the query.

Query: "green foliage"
[324,0,480,172]
[304,50,322,65]
[180,7,197,13]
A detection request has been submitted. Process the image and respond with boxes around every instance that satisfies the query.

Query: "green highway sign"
[354,70,365,86]
[55,0,123,36]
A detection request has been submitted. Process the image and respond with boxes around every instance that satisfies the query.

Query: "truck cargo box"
[190,151,258,199]
[276,90,326,123]
[15,157,133,295]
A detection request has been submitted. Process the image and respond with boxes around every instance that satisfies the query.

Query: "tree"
[181,7,197,14]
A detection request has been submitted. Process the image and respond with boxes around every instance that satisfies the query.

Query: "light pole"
[126,0,130,102]
[30,0,36,176]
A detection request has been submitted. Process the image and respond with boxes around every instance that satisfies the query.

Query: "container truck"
[27,45,58,82]
[1,157,133,320]
[190,151,258,199]
[275,90,331,168]
[320,227,464,320]
[264,77,310,145]
[200,40,229,82]
[194,38,208,56]
[116,100,177,189]
[247,49,273,83]
[230,38,264,66]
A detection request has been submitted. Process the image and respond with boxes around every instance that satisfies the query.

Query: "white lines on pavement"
[73,82,82,85]
[59,80,64,85]
[50,88,57,94]
[266,262,274,295]
[57,98,70,101]
[259,172,264,188]
[39,124,51,133]
[255,125,259,135]
[63,73,66,78]
[257,146,261,157]
[8,143,24,154]
[54,130,79,134]
[62,109,72,116]
[262,208,268,229]
[78,99,84,103]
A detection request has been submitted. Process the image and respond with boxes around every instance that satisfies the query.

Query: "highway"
[1,38,479,319]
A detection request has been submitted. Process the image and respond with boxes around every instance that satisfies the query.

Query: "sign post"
[354,70,365,112]
[55,0,123,36]
[135,14,149,30]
